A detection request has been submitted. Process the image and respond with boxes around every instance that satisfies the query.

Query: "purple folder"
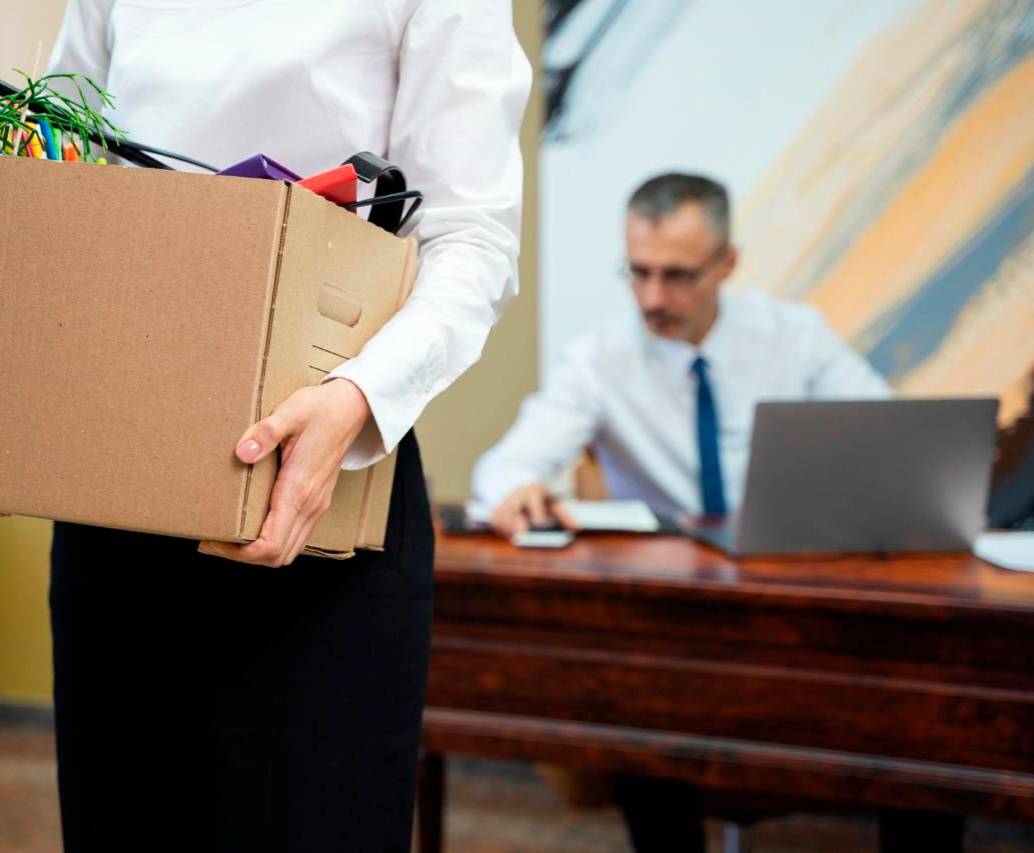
[217,154,301,182]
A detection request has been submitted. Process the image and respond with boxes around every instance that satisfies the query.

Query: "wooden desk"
[419,532,1034,850]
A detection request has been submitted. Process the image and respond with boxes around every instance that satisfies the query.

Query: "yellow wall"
[0,0,66,708]
[0,521,53,706]
[0,3,541,705]
[0,3,64,79]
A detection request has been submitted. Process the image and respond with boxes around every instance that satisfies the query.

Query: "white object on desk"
[511,530,575,549]
[564,500,660,532]
[974,532,1034,572]
[466,498,660,534]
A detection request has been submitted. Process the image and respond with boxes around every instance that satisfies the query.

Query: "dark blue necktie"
[692,356,727,516]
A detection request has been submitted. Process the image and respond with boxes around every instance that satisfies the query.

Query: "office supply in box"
[218,153,302,182]
[298,163,359,206]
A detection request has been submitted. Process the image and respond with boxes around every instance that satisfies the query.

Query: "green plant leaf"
[1,68,124,160]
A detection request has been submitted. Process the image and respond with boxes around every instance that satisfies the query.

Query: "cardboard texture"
[0,156,417,558]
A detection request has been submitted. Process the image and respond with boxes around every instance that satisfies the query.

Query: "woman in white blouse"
[46,1,530,849]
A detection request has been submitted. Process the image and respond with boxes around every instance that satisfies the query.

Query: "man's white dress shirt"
[473,290,892,516]
[49,0,531,469]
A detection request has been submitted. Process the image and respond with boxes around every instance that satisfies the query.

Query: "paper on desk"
[564,500,660,532]
[465,498,660,533]
[974,532,1034,572]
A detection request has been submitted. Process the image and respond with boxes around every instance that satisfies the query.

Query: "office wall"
[0,2,64,80]
[0,2,542,704]
[417,3,542,501]
[542,0,1034,426]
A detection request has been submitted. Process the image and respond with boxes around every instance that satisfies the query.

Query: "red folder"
[298,163,358,206]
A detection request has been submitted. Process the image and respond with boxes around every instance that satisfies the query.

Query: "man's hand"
[198,379,371,567]
[490,483,578,539]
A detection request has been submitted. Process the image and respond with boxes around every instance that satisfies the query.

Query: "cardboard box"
[0,156,417,558]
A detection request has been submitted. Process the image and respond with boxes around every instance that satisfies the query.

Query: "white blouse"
[49,0,531,469]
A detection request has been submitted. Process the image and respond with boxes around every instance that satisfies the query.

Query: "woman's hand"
[198,379,371,567]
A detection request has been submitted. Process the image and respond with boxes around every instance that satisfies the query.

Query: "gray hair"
[627,173,731,244]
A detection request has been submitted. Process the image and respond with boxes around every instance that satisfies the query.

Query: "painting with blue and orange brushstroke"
[545,0,1033,427]
[730,0,1034,426]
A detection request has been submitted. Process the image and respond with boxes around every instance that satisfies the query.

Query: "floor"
[2,725,1032,852]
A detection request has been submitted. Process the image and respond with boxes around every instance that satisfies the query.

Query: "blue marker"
[29,117,59,160]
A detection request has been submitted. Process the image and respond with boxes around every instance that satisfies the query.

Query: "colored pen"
[24,126,44,159]
[36,118,58,160]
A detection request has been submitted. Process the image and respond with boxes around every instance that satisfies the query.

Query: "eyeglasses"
[620,243,729,291]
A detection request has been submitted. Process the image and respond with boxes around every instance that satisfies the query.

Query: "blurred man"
[473,173,889,536]
[471,174,965,853]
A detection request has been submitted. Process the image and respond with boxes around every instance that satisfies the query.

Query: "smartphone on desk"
[511,530,575,549]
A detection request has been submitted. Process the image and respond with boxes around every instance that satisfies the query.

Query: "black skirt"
[49,431,434,853]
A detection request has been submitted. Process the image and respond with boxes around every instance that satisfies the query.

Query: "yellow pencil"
[25,127,45,159]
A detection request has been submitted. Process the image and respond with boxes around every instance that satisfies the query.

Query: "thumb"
[236,414,291,464]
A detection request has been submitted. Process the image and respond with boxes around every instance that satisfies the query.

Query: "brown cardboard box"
[0,156,417,558]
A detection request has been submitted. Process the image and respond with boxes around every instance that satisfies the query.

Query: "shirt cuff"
[321,360,395,471]
[321,308,445,470]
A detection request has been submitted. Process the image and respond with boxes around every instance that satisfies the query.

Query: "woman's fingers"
[204,380,367,567]
[281,506,322,566]
[199,464,337,567]
[235,407,298,464]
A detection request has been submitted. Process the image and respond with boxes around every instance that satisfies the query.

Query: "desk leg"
[417,751,445,853]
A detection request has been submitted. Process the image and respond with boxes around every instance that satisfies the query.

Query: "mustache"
[643,310,679,325]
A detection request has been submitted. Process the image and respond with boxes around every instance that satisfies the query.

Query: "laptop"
[688,398,999,556]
